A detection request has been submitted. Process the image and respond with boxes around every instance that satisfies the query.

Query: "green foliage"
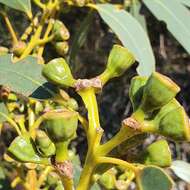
[171,160,190,183]
[137,166,174,190]
[0,54,55,98]
[8,136,49,164]
[0,0,31,14]
[97,4,155,76]
[179,0,190,7]
[143,0,190,54]
[0,0,190,189]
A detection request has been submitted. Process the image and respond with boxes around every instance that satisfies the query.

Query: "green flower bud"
[129,76,148,111]
[141,140,172,167]
[53,20,70,41]
[35,130,56,157]
[43,109,78,143]
[47,172,60,186]
[98,170,116,189]
[100,45,135,84]
[140,72,180,112]
[7,136,49,164]
[42,58,76,88]
[54,41,69,56]
[12,41,26,56]
[141,100,190,141]
[0,46,8,55]
[158,106,190,141]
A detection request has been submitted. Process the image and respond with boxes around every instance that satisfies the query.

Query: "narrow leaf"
[171,160,190,183]
[0,0,31,14]
[0,54,56,99]
[143,0,190,54]
[130,1,147,32]
[178,0,190,7]
[68,11,94,66]
[96,4,155,76]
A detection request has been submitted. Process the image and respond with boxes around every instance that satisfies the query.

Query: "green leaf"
[0,102,8,123]
[0,54,56,99]
[143,0,190,54]
[178,0,190,7]
[130,1,147,32]
[137,166,174,190]
[8,136,49,164]
[96,4,155,76]
[68,11,94,66]
[171,160,190,183]
[0,0,31,14]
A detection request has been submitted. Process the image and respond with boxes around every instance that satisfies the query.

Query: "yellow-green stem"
[2,13,18,45]
[55,141,69,162]
[18,1,57,60]
[97,156,139,174]
[76,88,102,190]
[0,113,21,135]
[37,166,52,188]
[33,0,46,9]
[97,126,138,156]
[38,18,54,57]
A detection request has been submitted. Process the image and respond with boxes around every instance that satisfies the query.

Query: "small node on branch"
[54,160,73,179]
[122,117,141,131]
[74,77,102,91]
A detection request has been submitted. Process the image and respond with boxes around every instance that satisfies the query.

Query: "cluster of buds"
[127,72,190,141]
[52,20,70,56]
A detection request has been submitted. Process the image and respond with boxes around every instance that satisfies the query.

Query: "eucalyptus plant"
[0,0,190,190]
[1,44,190,190]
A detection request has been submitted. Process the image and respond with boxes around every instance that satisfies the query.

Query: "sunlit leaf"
[171,160,190,183]
[143,0,190,54]
[0,0,31,15]
[0,54,56,99]
[178,0,190,7]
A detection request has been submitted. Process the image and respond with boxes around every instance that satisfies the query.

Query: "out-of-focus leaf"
[143,0,190,54]
[8,136,49,164]
[137,166,174,190]
[68,11,94,67]
[0,54,56,99]
[130,1,147,32]
[0,0,31,15]
[178,0,190,7]
[171,160,190,183]
[0,102,8,123]
[96,4,155,76]
[0,166,11,190]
